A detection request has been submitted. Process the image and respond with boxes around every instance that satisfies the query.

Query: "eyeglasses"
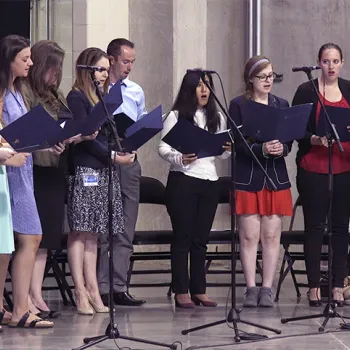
[254,72,277,82]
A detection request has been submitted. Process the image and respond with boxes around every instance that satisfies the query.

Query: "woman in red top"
[293,43,350,307]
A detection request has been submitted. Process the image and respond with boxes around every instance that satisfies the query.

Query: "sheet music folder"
[162,118,231,158]
[0,105,65,152]
[121,105,163,152]
[316,105,350,142]
[241,100,313,143]
[0,83,124,152]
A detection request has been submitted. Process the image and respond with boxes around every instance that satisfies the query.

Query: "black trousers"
[165,172,220,295]
[297,168,350,288]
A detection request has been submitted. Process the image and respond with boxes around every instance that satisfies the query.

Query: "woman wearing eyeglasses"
[229,55,293,308]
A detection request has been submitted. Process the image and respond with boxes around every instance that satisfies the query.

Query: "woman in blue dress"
[0,98,25,332]
[0,35,53,328]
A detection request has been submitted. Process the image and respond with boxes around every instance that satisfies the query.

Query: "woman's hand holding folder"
[263,140,284,156]
[182,153,198,165]
[310,135,333,147]
[4,152,30,167]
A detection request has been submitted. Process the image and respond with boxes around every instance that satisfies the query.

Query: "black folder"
[316,105,350,142]
[162,118,231,158]
[241,100,313,143]
[121,105,163,152]
[0,105,64,152]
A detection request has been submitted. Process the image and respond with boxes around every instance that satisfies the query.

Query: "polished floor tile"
[2,264,350,350]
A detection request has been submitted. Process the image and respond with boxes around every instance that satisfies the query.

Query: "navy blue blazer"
[229,94,292,192]
[67,89,109,169]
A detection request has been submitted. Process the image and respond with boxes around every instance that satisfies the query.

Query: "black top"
[66,89,109,169]
[292,77,350,167]
[229,93,292,192]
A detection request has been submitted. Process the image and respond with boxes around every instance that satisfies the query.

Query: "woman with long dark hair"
[0,35,53,328]
[159,71,230,308]
[293,43,350,306]
[66,47,134,314]
[229,56,293,308]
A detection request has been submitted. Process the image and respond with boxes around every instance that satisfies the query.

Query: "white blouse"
[158,109,230,181]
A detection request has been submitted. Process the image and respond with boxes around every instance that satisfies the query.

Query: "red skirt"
[235,187,293,216]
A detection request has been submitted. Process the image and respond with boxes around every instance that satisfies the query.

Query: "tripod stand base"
[72,323,177,350]
[182,308,281,342]
[281,303,350,332]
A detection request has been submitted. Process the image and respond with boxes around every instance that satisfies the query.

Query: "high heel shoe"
[308,297,322,307]
[86,292,109,313]
[74,291,94,315]
[174,295,195,309]
[333,288,344,307]
[191,295,217,307]
[307,289,322,307]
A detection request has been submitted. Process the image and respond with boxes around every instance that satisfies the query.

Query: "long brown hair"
[73,48,109,106]
[243,55,271,100]
[0,35,30,124]
[27,40,65,111]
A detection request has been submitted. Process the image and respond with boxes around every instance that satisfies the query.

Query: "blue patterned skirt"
[67,166,124,236]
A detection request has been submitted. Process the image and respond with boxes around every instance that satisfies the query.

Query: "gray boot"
[243,287,259,308]
[258,287,274,308]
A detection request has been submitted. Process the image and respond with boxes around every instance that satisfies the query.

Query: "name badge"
[82,173,99,187]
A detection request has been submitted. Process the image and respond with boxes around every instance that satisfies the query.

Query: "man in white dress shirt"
[98,38,146,306]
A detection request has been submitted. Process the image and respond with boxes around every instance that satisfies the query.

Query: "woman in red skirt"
[229,56,293,308]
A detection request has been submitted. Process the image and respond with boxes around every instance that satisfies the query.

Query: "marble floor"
[2,263,350,350]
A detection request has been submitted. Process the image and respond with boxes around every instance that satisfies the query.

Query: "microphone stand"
[181,71,282,342]
[281,70,350,331]
[73,73,176,350]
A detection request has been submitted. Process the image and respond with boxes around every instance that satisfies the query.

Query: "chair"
[275,197,329,301]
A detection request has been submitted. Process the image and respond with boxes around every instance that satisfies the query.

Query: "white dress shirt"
[111,78,147,121]
[158,109,230,181]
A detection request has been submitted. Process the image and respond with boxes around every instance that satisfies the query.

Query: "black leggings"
[297,168,350,288]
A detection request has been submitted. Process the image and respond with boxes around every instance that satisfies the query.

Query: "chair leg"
[274,256,287,302]
[126,260,134,293]
[289,265,301,298]
[48,251,76,306]
[3,287,13,311]
[46,252,69,306]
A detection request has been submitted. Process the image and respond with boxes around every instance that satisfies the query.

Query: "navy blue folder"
[316,106,350,142]
[78,82,123,136]
[0,105,65,152]
[114,113,135,138]
[241,100,313,143]
[162,118,231,159]
[121,105,163,152]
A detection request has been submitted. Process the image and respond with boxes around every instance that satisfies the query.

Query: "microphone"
[186,69,217,74]
[292,66,321,73]
[77,65,106,72]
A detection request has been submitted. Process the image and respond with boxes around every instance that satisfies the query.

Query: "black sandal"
[0,309,11,325]
[36,308,61,319]
[8,311,53,328]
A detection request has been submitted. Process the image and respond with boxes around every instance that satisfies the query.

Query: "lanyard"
[8,90,24,112]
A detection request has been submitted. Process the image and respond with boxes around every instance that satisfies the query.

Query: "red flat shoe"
[191,295,217,307]
[174,296,195,309]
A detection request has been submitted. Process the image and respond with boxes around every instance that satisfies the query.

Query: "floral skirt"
[67,166,124,235]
